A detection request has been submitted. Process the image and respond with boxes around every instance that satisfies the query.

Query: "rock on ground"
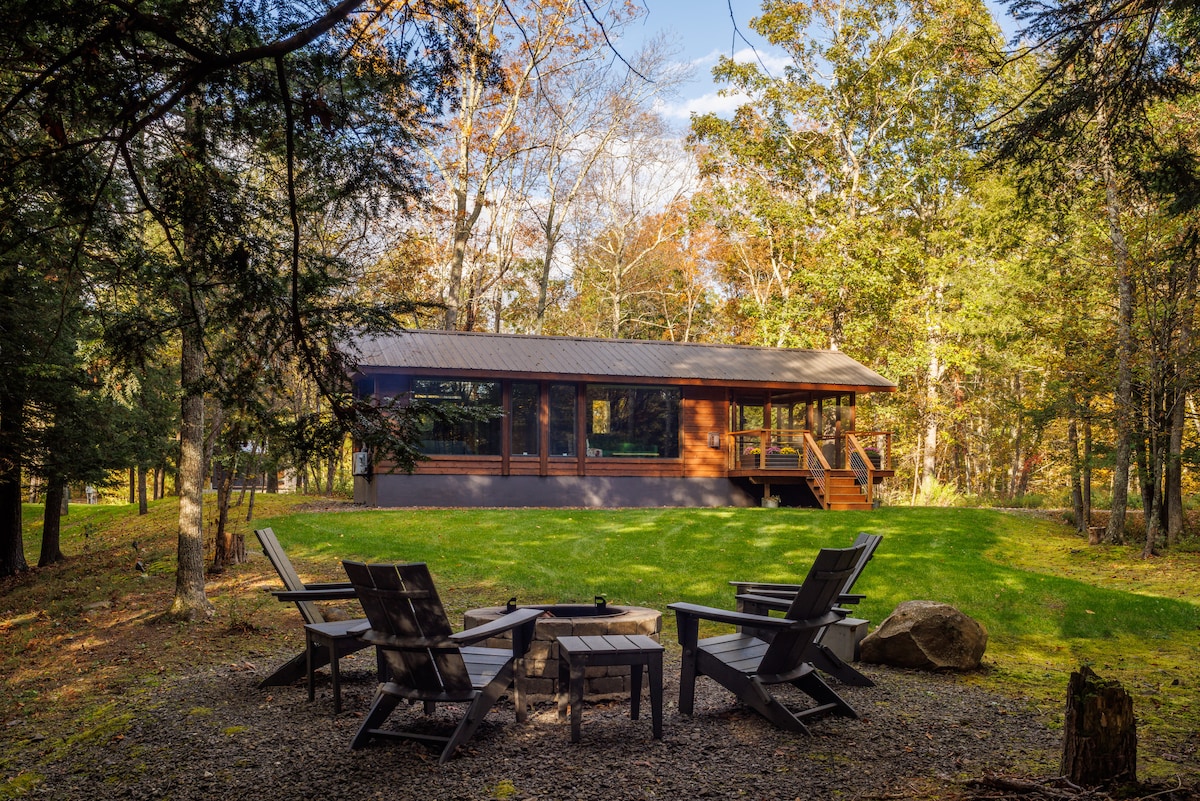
[861,600,989,671]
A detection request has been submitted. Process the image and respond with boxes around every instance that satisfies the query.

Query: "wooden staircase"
[808,469,873,511]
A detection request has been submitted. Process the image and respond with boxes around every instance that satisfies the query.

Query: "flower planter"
[764,455,800,469]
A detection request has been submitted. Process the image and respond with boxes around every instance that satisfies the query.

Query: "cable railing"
[730,429,891,472]
[802,432,829,499]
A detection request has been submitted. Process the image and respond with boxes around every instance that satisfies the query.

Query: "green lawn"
[260,505,1199,664]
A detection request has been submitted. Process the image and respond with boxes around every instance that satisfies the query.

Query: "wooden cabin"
[350,330,896,509]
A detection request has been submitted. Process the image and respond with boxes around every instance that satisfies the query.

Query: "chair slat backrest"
[759,545,866,677]
[843,532,883,596]
[255,527,325,625]
[343,561,473,698]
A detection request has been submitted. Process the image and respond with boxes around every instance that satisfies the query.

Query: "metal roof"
[351,330,896,391]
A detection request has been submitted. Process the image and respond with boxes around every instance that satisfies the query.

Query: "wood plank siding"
[682,387,730,478]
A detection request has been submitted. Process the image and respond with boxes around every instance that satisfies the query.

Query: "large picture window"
[412,379,501,455]
[549,384,576,456]
[511,382,539,456]
[585,385,680,458]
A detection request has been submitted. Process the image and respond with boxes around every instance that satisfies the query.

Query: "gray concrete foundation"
[356,474,758,508]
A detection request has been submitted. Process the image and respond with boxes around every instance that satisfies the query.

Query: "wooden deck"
[729,430,893,510]
[729,466,895,510]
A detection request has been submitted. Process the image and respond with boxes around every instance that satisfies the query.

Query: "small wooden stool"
[556,634,664,743]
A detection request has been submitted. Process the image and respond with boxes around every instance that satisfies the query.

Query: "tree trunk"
[168,89,214,620]
[137,465,148,515]
[1100,115,1134,546]
[246,477,258,522]
[1061,665,1136,786]
[1166,390,1185,546]
[1069,418,1084,533]
[1166,256,1194,546]
[443,185,483,331]
[535,207,560,334]
[1143,441,1164,558]
[1008,374,1023,501]
[129,468,136,504]
[0,393,28,577]
[920,356,941,495]
[1083,414,1093,534]
[170,322,214,619]
[38,480,66,567]
[211,457,244,571]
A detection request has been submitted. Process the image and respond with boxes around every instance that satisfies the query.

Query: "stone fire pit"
[463,601,662,698]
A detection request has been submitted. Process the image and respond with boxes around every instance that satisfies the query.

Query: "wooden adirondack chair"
[343,560,542,764]
[729,532,882,687]
[255,527,380,707]
[669,544,866,733]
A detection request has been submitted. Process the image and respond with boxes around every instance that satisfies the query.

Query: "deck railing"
[730,429,891,473]
[847,431,892,473]
[730,429,806,470]
[846,436,872,505]
[802,432,829,499]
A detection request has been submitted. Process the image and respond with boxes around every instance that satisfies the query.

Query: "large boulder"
[859,600,987,671]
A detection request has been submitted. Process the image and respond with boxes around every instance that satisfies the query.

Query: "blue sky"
[629,0,772,121]
[626,0,1020,123]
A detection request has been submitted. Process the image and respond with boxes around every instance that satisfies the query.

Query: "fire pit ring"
[463,602,662,699]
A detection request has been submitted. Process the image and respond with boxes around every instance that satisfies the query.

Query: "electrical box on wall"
[707,432,721,449]
[352,451,370,476]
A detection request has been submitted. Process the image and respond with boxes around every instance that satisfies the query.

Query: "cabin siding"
[409,456,503,475]
[682,387,729,478]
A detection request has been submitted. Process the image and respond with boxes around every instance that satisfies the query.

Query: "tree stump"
[1061,665,1137,786]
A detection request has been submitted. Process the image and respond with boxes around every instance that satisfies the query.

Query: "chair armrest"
[360,630,458,650]
[450,607,543,646]
[734,592,792,612]
[669,602,799,631]
[304,581,354,591]
[837,592,866,605]
[671,601,846,640]
[728,581,802,594]
[272,587,358,602]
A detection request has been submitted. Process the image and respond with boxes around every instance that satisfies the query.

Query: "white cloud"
[657,90,751,121]
[657,44,791,121]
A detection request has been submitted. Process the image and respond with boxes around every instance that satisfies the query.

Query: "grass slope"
[2,499,1197,794]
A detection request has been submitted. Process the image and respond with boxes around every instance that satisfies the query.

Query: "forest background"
[1,0,1197,616]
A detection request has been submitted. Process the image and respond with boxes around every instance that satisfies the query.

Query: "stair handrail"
[802,431,830,503]
[845,434,874,506]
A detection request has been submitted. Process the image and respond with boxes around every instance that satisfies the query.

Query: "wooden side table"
[556,634,664,743]
[304,620,377,714]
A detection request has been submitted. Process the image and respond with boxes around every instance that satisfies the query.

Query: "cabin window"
[374,373,411,401]
[511,382,539,456]
[820,394,855,435]
[549,383,576,456]
[412,379,502,455]
[585,385,680,458]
